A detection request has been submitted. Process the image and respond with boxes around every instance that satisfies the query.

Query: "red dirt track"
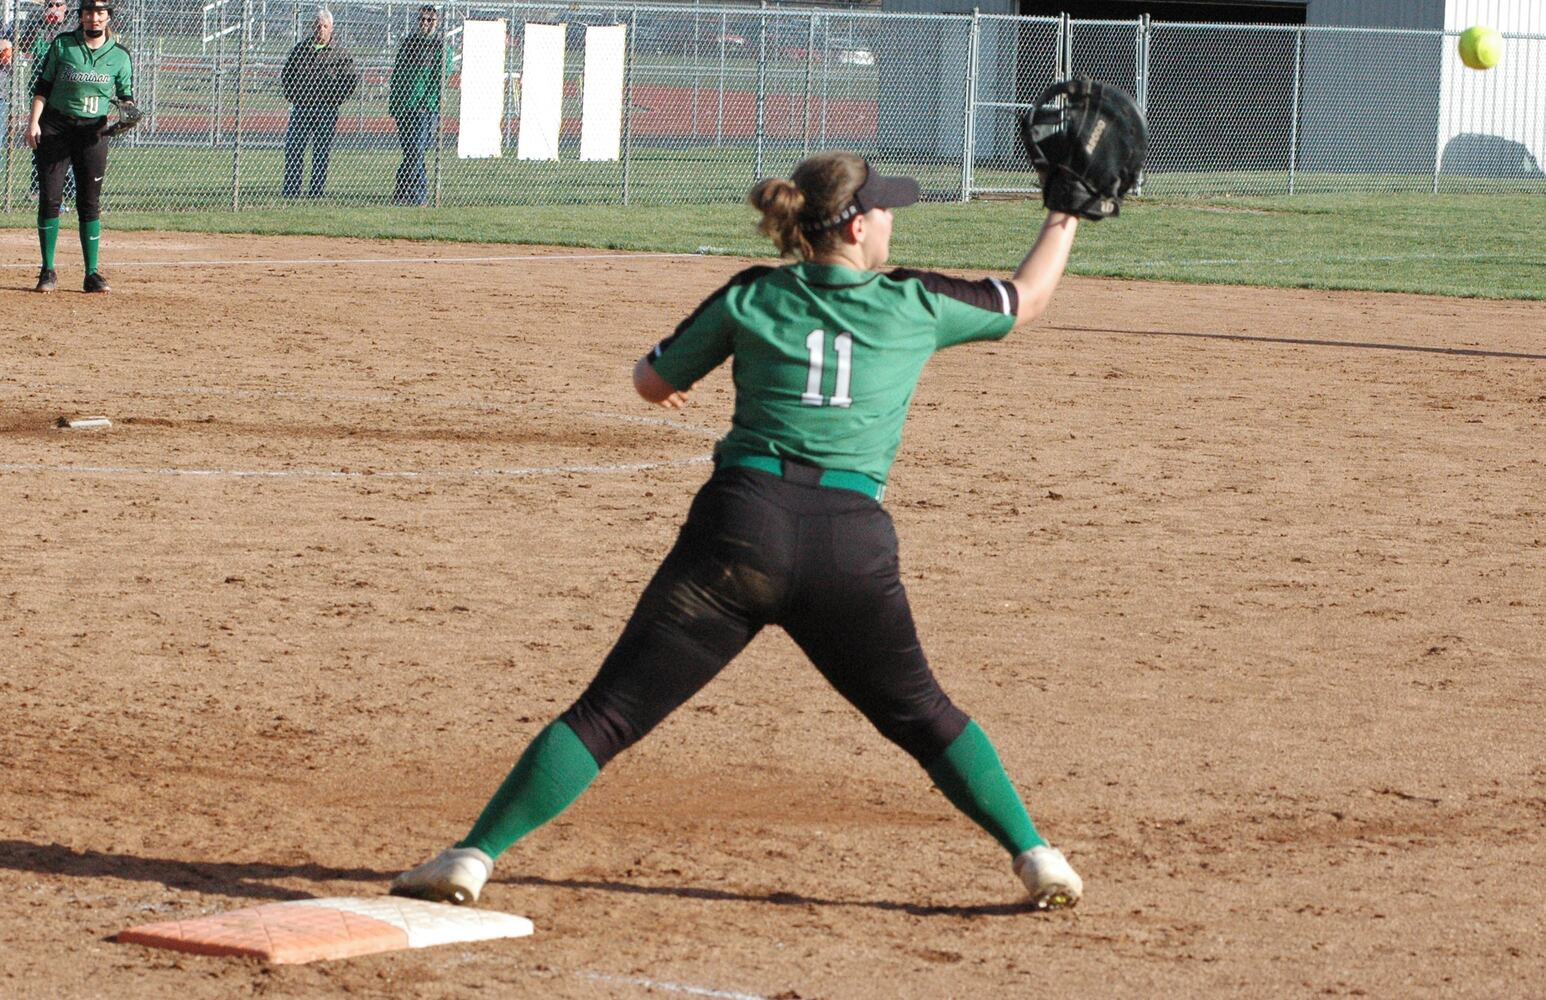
[152,84,877,139]
[2,231,1543,999]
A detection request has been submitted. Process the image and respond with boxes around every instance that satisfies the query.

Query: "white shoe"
[390,846,493,905]
[1013,845,1082,910]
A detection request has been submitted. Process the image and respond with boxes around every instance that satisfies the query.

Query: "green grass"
[0,145,968,210]
[7,168,1542,299]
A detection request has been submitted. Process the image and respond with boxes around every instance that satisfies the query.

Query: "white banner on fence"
[518,22,566,161]
[457,19,507,159]
[580,24,626,162]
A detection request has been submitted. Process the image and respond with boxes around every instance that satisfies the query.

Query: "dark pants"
[282,105,339,198]
[36,108,108,223]
[560,467,969,769]
[392,109,434,205]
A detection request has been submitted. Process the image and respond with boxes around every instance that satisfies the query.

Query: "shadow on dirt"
[0,839,390,902]
[2,840,1050,916]
[506,873,1043,918]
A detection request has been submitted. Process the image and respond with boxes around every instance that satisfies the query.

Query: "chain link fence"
[2,0,1542,213]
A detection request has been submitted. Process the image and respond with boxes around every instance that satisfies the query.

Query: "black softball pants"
[560,466,970,769]
[36,108,109,223]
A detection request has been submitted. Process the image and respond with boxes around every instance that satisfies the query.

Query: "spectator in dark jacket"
[281,8,357,198]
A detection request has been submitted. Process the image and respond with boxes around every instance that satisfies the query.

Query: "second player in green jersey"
[26,0,134,293]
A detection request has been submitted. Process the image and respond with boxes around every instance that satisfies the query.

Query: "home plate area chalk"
[117,896,534,964]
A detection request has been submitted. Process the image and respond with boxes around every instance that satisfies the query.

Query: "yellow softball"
[1458,25,1502,71]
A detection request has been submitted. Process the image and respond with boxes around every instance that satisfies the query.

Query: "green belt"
[721,454,886,502]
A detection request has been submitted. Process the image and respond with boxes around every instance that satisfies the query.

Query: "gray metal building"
[878,0,1538,180]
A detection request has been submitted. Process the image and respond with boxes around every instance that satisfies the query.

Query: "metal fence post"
[755,0,767,180]
[231,0,250,210]
[1136,14,1150,111]
[433,24,450,208]
[213,1,225,146]
[803,12,815,156]
[1135,14,1149,195]
[691,0,701,139]
[623,9,635,205]
[716,11,726,147]
[504,4,517,154]
[1432,28,1443,196]
[1290,27,1302,195]
[819,13,829,146]
[1058,12,1070,79]
[961,8,980,202]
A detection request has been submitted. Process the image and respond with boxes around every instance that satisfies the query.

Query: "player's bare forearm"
[632,356,691,409]
[1009,211,1079,327]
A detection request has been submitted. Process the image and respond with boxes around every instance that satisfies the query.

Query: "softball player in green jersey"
[393,150,1086,910]
[26,0,133,293]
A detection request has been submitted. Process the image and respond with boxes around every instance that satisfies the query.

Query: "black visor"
[811,162,920,232]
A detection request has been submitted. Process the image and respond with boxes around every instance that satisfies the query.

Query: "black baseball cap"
[79,0,113,11]
[813,161,920,231]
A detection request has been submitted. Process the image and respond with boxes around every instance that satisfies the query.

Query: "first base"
[117,896,533,964]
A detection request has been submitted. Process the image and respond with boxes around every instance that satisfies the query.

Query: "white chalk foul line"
[0,251,703,270]
[0,456,712,481]
[0,383,724,440]
[593,410,721,439]
[580,972,769,1000]
[1117,250,1546,268]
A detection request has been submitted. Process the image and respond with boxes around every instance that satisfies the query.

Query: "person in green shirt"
[391,151,1087,911]
[388,4,446,205]
[22,0,73,207]
[25,0,133,293]
[25,0,70,62]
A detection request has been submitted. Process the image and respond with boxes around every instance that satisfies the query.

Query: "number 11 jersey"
[648,262,1018,486]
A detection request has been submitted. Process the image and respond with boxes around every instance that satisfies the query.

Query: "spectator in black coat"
[280,8,357,198]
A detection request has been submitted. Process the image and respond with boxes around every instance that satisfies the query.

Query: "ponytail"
[748,177,811,259]
[747,151,868,260]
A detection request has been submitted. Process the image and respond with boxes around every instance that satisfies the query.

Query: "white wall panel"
[1438,0,1546,176]
[1443,0,1545,34]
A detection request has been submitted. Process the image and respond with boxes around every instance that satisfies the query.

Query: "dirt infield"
[2,231,1543,999]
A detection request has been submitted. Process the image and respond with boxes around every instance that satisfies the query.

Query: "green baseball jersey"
[649,262,1018,485]
[389,35,451,116]
[30,21,65,62]
[35,30,132,118]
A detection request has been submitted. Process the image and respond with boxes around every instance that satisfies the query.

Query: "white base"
[289,896,534,948]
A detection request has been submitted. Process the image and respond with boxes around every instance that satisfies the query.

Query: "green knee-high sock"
[38,217,59,270]
[926,720,1046,857]
[81,219,102,274]
[457,720,600,859]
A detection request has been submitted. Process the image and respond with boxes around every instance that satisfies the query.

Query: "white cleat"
[1013,845,1083,910]
[390,846,494,905]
